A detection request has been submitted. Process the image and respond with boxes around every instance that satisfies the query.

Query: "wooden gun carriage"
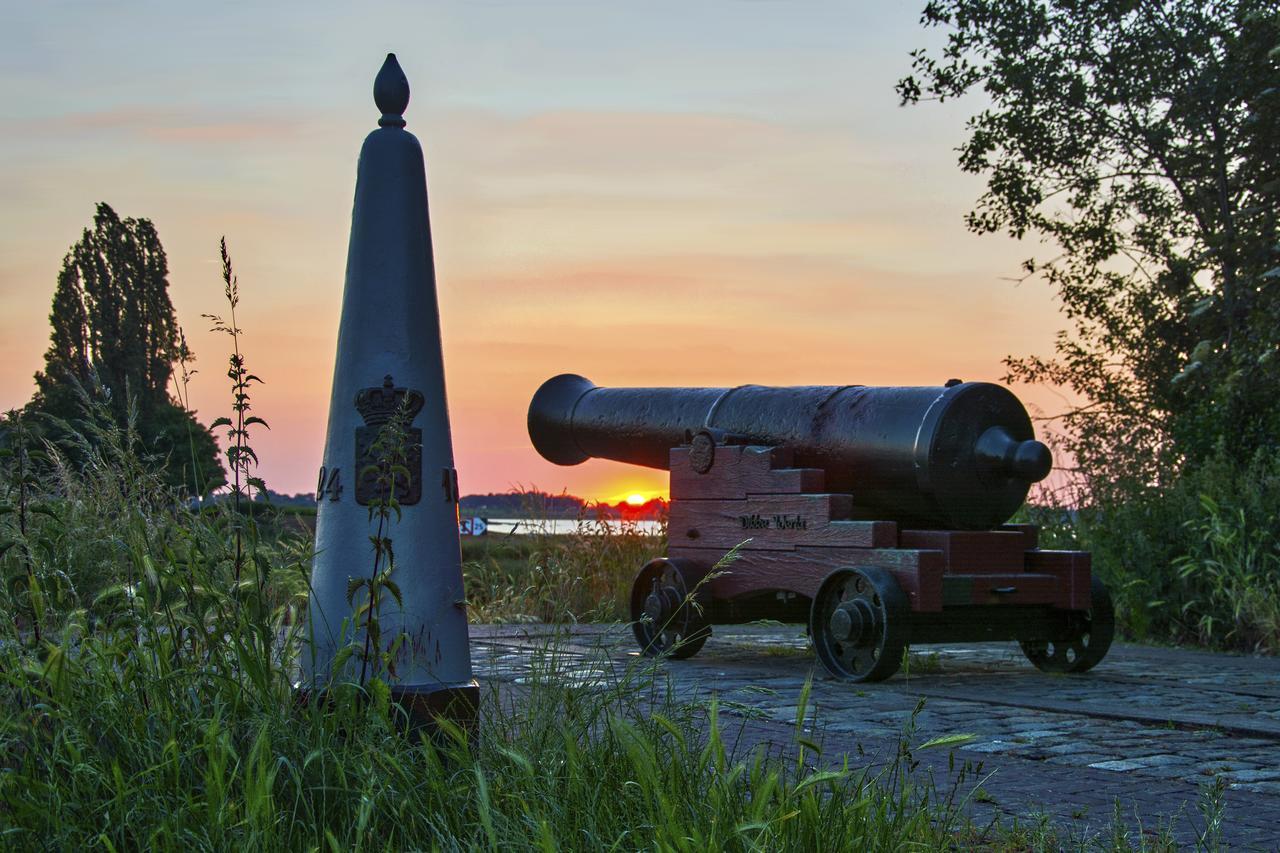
[529,374,1113,682]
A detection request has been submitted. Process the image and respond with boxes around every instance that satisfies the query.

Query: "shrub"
[1068,448,1280,653]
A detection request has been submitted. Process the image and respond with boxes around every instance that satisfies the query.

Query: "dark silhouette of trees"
[899,1,1279,496]
[30,203,223,493]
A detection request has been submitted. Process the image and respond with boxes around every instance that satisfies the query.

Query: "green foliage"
[1075,448,1280,652]
[204,237,269,510]
[0,412,49,643]
[27,202,224,494]
[143,397,226,494]
[1175,494,1280,651]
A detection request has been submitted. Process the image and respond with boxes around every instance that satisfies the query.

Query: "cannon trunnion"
[528,375,1113,681]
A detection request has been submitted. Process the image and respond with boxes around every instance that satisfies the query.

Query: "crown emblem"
[354,375,424,427]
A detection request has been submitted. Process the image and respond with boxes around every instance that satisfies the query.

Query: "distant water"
[474,518,663,537]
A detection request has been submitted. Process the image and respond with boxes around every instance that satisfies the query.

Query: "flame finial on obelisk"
[302,55,478,734]
[374,53,409,128]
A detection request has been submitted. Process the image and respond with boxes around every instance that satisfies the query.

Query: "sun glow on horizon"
[601,487,667,506]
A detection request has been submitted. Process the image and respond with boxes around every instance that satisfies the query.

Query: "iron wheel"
[811,566,908,682]
[630,558,711,659]
[1020,575,1115,673]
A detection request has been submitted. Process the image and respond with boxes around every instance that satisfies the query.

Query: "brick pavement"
[471,624,1280,849]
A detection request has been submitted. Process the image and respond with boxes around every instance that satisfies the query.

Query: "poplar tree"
[31,203,223,493]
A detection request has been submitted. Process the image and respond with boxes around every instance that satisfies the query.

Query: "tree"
[898,1,1280,500]
[30,203,224,493]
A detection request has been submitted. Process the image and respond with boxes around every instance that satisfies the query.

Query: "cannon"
[529,374,1113,681]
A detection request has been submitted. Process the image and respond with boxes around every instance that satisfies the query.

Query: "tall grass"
[1172,496,1280,651]
[0,400,979,849]
[462,498,663,623]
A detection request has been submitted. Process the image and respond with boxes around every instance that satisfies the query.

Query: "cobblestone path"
[472,624,1280,849]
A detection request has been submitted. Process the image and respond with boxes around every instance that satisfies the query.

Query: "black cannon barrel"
[528,374,1052,530]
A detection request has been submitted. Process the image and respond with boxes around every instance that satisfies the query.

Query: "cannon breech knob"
[811,566,908,682]
[976,426,1052,483]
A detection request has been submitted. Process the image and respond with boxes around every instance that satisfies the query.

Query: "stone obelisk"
[303,54,477,729]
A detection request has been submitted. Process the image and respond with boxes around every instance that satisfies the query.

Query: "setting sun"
[625,494,647,507]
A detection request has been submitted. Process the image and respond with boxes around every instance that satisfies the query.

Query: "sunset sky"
[1,2,1074,504]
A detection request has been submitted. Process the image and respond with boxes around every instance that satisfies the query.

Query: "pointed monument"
[302,54,477,729]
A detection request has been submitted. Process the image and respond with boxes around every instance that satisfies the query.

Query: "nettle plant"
[203,238,269,584]
[338,394,418,688]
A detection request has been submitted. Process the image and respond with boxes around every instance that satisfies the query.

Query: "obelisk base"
[294,679,480,743]
[390,680,480,740]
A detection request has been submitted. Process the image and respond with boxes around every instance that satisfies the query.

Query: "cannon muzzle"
[528,374,1051,530]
